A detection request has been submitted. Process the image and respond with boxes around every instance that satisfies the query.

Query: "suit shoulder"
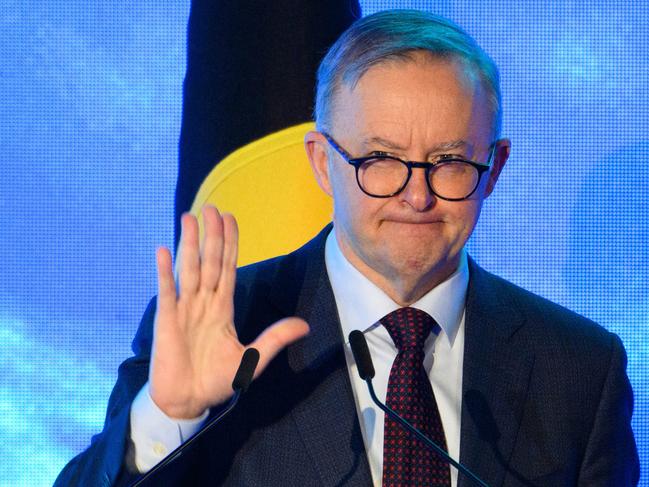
[235,251,303,298]
[235,225,330,299]
[473,263,621,354]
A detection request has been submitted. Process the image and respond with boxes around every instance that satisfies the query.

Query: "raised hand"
[148,206,309,419]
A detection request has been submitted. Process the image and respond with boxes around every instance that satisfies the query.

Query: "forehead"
[330,55,492,148]
[345,51,479,92]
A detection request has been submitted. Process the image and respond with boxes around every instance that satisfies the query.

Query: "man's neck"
[354,262,459,306]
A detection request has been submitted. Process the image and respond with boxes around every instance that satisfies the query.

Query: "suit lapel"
[269,226,373,486]
[459,260,535,487]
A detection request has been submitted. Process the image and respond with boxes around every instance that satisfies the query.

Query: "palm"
[149,207,309,419]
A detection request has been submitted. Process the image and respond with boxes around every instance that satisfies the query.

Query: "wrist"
[148,383,208,420]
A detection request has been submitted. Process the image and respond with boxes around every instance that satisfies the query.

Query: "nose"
[400,167,434,211]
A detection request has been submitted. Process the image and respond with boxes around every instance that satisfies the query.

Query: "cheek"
[333,191,379,235]
[331,178,386,244]
[451,200,484,238]
[330,170,354,220]
[330,167,369,220]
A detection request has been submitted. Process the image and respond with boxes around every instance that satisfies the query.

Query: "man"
[56,10,639,486]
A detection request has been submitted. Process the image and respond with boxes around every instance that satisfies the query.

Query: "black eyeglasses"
[322,132,496,201]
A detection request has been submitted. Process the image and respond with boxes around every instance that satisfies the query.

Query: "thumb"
[249,317,310,378]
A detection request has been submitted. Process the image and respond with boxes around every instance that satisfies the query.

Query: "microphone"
[130,348,260,486]
[232,348,260,392]
[348,329,375,380]
[348,331,490,487]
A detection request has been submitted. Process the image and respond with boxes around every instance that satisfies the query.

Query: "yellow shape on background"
[190,122,333,267]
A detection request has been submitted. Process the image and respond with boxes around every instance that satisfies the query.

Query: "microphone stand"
[364,377,489,487]
[349,330,489,487]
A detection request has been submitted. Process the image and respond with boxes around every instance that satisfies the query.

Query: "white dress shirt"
[129,229,468,486]
[325,230,467,487]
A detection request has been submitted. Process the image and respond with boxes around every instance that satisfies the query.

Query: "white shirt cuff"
[129,382,210,473]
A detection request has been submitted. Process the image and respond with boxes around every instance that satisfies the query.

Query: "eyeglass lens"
[358,157,480,199]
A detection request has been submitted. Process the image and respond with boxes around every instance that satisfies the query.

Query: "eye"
[436,154,466,162]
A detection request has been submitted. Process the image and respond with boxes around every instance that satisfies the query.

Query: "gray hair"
[314,10,502,139]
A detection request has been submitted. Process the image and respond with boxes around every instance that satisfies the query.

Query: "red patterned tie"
[381,307,451,486]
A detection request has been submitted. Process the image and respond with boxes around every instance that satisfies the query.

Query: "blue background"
[1,1,646,484]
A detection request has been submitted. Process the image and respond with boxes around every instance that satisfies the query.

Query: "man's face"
[307,54,509,302]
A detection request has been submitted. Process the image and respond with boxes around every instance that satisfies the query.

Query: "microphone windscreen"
[232,348,260,392]
[348,330,375,380]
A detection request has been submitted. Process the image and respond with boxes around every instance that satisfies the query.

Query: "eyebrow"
[362,136,470,154]
[362,136,407,151]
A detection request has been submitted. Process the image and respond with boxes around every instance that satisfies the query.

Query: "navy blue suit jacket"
[55,226,639,486]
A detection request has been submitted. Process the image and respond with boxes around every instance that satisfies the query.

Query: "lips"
[383,218,444,225]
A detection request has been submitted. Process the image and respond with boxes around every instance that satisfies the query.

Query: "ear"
[484,139,511,197]
[304,130,334,197]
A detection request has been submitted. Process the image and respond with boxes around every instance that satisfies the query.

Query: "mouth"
[383,218,444,225]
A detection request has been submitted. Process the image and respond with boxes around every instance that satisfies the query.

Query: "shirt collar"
[325,228,468,346]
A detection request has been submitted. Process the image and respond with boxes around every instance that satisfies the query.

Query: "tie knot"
[380,307,437,352]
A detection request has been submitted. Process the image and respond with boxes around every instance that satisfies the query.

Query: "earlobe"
[484,139,511,197]
[305,131,334,197]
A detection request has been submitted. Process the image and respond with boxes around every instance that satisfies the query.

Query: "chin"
[393,240,461,277]
[388,250,445,277]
